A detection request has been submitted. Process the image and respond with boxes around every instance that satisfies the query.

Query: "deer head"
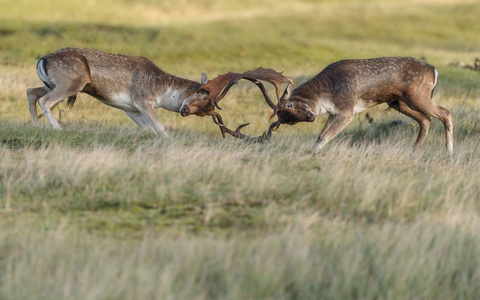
[179,67,294,141]
[275,96,317,125]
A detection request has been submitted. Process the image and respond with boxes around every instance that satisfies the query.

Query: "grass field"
[1,0,480,299]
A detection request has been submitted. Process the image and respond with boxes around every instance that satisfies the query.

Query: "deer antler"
[199,67,293,140]
[242,67,294,101]
[211,111,281,143]
[197,72,239,110]
[199,67,293,111]
[241,67,294,121]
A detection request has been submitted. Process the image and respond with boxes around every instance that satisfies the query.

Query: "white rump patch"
[433,69,438,88]
[37,58,49,84]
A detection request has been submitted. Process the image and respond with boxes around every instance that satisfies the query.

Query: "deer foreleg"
[319,113,335,137]
[314,112,354,151]
[135,103,168,136]
[125,110,150,129]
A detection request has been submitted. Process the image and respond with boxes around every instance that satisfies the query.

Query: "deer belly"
[104,92,136,110]
[353,101,376,113]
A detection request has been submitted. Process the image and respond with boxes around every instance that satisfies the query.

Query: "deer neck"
[293,75,334,116]
[154,74,200,112]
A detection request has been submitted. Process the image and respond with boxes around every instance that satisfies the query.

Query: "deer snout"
[306,111,316,122]
[180,106,190,117]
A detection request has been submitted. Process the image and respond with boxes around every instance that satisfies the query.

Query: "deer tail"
[67,94,77,109]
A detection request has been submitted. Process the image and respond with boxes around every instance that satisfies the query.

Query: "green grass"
[1,0,480,299]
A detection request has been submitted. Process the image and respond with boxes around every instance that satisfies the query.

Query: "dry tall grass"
[2,217,480,299]
[1,125,480,298]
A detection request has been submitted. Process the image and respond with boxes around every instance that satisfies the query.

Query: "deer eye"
[286,103,293,109]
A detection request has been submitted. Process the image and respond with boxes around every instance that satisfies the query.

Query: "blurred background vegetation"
[2,0,480,73]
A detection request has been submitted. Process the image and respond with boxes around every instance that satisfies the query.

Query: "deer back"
[41,48,200,105]
[290,57,437,112]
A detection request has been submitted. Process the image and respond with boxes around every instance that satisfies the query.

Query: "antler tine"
[211,112,226,138]
[242,120,281,143]
[213,79,241,109]
[241,78,279,122]
[221,123,252,140]
[240,67,294,121]
[241,67,294,101]
[211,111,249,139]
[262,120,281,141]
[211,111,280,143]
[199,72,242,110]
[242,78,276,110]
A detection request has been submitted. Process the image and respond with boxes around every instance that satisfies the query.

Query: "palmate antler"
[199,67,293,141]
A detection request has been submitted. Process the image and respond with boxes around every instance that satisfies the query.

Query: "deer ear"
[201,72,208,85]
[281,83,293,100]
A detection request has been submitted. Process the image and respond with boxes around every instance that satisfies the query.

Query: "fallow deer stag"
[179,67,293,141]
[27,47,214,135]
[227,57,454,153]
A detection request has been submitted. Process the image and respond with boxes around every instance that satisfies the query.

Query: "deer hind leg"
[314,111,354,151]
[38,78,88,130]
[402,93,453,154]
[27,86,49,125]
[38,91,69,130]
[388,100,432,151]
[433,105,453,154]
[38,82,86,130]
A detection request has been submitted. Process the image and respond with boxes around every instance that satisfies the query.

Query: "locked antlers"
[198,67,293,141]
